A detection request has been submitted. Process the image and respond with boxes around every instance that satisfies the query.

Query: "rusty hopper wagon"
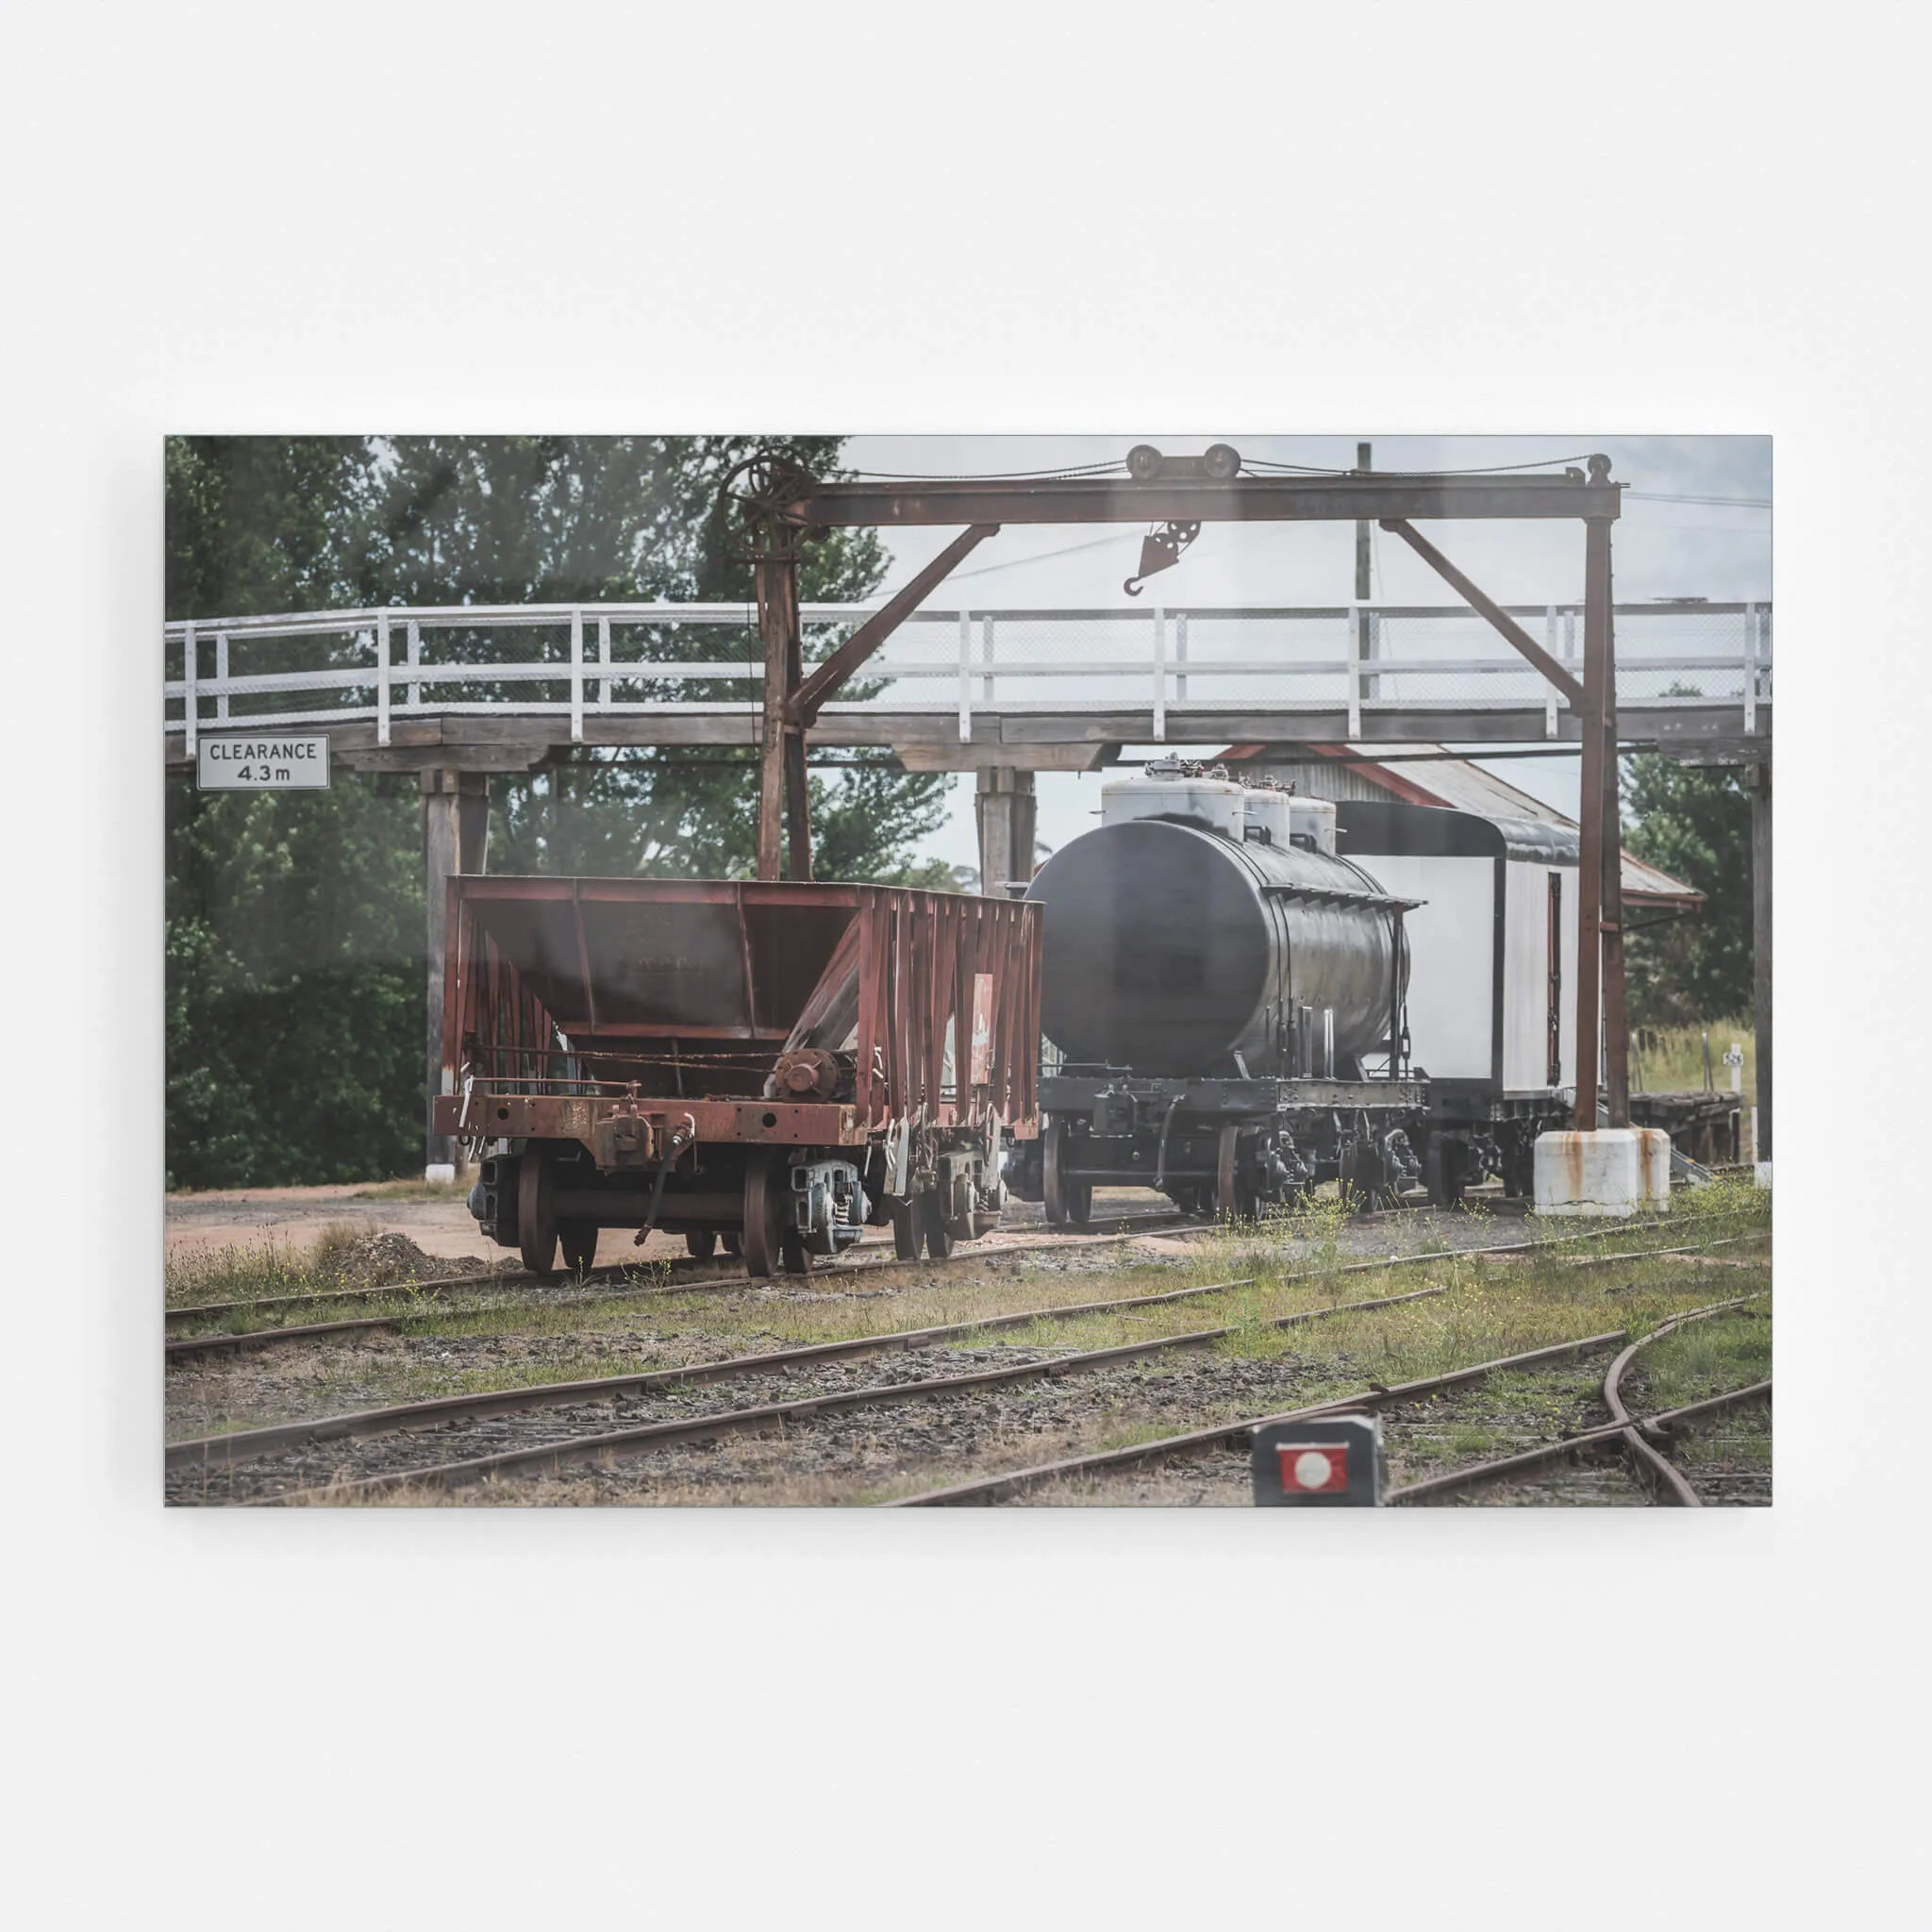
[431,878,1041,1278]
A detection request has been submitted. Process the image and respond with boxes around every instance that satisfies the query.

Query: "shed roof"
[1218,741,1705,908]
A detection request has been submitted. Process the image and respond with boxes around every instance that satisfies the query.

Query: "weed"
[1632,1016,1757,1106]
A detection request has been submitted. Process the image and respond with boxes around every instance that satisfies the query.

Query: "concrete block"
[424,1161,457,1184]
[1754,1161,1773,1191]
[1637,1127,1672,1207]
[1534,1129,1672,1217]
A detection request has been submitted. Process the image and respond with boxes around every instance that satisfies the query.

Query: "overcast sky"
[840,434,1771,874]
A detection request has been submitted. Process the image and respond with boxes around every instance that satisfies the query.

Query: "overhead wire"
[947,532,1139,581]
[847,458,1125,481]
[1624,491,1771,508]
[1240,452,1601,477]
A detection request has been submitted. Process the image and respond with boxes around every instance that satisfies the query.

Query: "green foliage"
[165,774,425,1188]
[165,436,956,1188]
[1621,750,1756,1024]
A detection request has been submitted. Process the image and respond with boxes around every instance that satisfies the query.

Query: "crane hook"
[1123,521,1202,600]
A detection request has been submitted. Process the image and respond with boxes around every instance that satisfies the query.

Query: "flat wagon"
[431,878,1041,1277]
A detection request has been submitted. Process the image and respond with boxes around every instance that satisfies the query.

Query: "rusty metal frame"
[736,448,1630,1125]
[1377,519,1587,708]
[791,523,999,724]
[437,877,1042,1158]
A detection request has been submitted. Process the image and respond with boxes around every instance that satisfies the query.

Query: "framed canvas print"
[162,433,1771,1507]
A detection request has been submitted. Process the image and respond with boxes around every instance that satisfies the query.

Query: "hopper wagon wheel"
[518,1145,559,1280]
[685,1229,719,1260]
[741,1152,786,1280]
[918,1191,955,1260]
[558,1223,598,1276]
[891,1199,921,1260]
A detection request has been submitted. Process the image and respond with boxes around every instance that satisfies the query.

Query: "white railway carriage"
[1010,768,1595,1218]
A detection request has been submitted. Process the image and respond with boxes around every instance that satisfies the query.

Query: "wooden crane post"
[1593,510,1630,1127]
[755,550,809,881]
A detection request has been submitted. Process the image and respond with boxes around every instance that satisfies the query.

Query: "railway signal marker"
[1251,1415,1384,1507]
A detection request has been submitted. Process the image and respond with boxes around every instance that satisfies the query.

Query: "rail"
[162,600,1772,753]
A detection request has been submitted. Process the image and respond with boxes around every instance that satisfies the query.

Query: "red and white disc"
[1276,1443,1349,1493]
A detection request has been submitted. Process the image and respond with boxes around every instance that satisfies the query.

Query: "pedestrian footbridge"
[164,599,1771,772]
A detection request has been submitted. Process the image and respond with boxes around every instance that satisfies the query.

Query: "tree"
[1621,751,1755,1024]
[355,436,949,883]
[165,436,956,1187]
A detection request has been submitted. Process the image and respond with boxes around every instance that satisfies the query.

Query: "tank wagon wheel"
[685,1229,718,1260]
[1215,1125,1242,1224]
[1042,1120,1092,1229]
[741,1152,787,1280]
[890,1199,921,1261]
[518,1146,560,1279]
[558,1223,598,1275]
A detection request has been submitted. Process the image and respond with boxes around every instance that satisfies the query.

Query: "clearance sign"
[196,734,331,791]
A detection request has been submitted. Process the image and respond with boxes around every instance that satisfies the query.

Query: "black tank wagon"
[1006,760,1428,1220]
[433,878,1041,1277]
[1005,760,1587,1221]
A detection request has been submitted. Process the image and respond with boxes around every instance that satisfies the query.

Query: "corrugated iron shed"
[1219,741,1705,909]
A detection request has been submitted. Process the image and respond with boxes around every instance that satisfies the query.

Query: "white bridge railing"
[163,600,1772,751]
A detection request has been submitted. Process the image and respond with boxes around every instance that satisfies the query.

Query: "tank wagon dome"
[1101,765,1247,841]
[1026,800,1409,1079]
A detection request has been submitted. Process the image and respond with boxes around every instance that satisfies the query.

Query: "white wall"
[1503,862,1559,1089]
[1361,855,1494,1079]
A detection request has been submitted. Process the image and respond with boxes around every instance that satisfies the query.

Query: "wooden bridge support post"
[424,769,490,1177]
[974,767,1037,896]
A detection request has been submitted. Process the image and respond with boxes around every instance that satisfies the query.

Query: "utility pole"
[1355,442,1373,600]
[1356,441,1374,705]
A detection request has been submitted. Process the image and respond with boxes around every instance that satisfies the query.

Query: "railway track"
[883,1328,1638,1505]
[165,1212,1749,1361]
[158,1197,1534,1332]
[162,1208,1195,1337]
[168,1281,1448,1504]
[885,1274,1769,1508]
[1387,1295,1771,1506]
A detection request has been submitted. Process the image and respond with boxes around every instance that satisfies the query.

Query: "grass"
[305,1225,1777,1505]
[171,1176,1772,1502]
[1625,1308,1772,1411]
[164,1221,476,1310]
[1631,1013,1757,1108]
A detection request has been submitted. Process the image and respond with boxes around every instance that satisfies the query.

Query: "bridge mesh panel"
[600,615,762,710]
[1170,611,1351,709]
[1366,611,1558,708]
[812,610,958,710]
[409,618,575,712]
[1608,607,1756,706]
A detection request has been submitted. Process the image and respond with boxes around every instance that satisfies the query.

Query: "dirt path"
[161,1182,1172,1270]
